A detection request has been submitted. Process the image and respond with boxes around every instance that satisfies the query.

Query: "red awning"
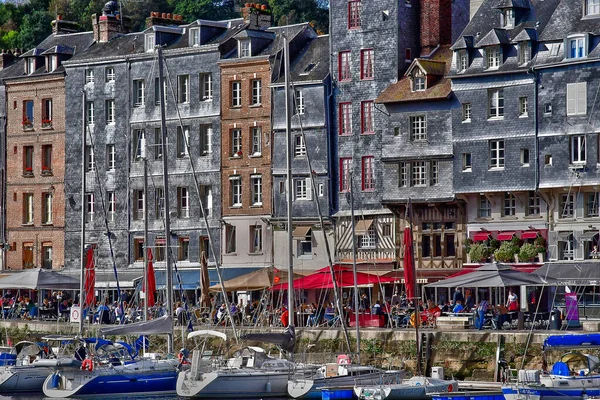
[521,231,539,240]
[498,231,516,241]
[473,232,491,241]
[271,265,395,290]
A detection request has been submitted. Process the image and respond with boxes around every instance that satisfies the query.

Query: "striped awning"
[354,219,373,235]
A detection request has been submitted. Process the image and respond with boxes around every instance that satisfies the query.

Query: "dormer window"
[486,46,502,69]
[239,40,251,58]
[566,35,587,59]
[457,50,469,72]
[586,0,600,16]
[518,42,531,65]
[48,55,58,72]
[145,33,155,52]
[25,57,35,75]
[189,28,200,47]
[502,8,514,28]
[412,70,425,91]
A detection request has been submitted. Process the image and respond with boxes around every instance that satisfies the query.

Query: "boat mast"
[78,90,87,336]
[408,199,421,376]
[284,31,294,334]
[143,154,148,323]
[350,173,360,365]
[157,46,173,353]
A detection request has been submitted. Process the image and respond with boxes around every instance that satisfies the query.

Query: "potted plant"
[42,118,52,128]
[236,151,242,157]
[489,238,501,251]
[494,241,519,263]
[534,236,546,261]
[518,243,539,263]
[469,243,488,263]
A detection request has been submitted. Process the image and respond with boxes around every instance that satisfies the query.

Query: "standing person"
[465,292,475,311]
[477,298,489,330]
[359,294,370,312]
[391,291,401,306]
[507,290,519,312]
[452,288,464,306]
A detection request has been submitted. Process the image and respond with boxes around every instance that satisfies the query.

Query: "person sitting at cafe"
[96,300,111,324]
[465,292,475,311]
[496,304,509,330]
[306,303,318,326]
[452,300,464,313]
[476,298,490,330]
[372,300,384,316]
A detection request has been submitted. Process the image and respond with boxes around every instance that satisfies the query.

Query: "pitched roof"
[475,28,510,47]
[512,27,538,42]
[411,59,446,76]
[540,0,600,40]
[450,35,474,50]
[493,0,530,9]
[273,35,329,84]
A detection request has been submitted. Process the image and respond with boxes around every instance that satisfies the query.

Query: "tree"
[20,10,52,50]
[268,0,328,33]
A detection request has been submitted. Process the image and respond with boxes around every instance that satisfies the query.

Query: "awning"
[498,231,516,241]
[354,220,373,235]
[292,226,312,238]
[473,232,491,241]
[521,231,539,240]
[557,232,572,242]
[155,268,260,290]
[579,231,599,241]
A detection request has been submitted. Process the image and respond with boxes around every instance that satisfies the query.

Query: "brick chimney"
[0,50,16,70]
[145,12,186,28]
[242,3,272,30]
[420,0,453,56]
[52,16,81,35]
[91,1,130,43]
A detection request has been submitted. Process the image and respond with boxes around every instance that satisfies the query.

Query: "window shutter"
[305,178,312,200]
[577,82,587,115]
[499,46,504,66]
[566,83,576,115]
[484,49,488,69]
[199,128,205,154]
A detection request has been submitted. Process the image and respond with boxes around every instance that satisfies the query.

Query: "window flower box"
[22,118,33,130]
[41,167,52,176]
[41,119,52,128]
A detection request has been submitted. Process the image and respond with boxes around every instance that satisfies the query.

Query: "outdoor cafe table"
[349,312,385,328]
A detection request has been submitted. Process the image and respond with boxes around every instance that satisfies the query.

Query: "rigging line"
[87,126,125,322]
[288,76,353,353]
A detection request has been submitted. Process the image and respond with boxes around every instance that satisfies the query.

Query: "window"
[133,129,146,160]
[250,225,262,253]
[23,243,34,268]
[251,127,262,155]
[518,42,531,65]
[26,58,35,75]
[155,188,164,219]
[134,190,144,220]
[431,161,439,185]
[200,185,212,217]
[339,102,352,135]
[503,193,516,216]
[570,135,586,164]
[502,8,514,28]
[567,82,587,115]
[411,161,427,187]
[489,140,505,168]
[458,50,468,72]
[518,96,528,117]
[85,69,94,83]
[568,36,586,59]
[359,225,376,249]
[340,158,352,192]
[85,101,94,125]
[85,193,95,223]
[462,103,472,122]
[587,0,600,15]
[360,48,374,79]
[22,193,33,224]
[295,178,311,200]
[478,195,491,218]
[528,191,541,216]
[239,40,251,57]
[251,79,262,105]
[199,236,211,261]
[251,175,262,205]
[486,46,501,69]
[23,146,33,174]
[338,51,351,82]
[488,88,504,118]
[225,225,236,253]
[154,78,166,105]
[231,81,241,107]
[521,148,530,166]
[413,70,426,91]
[105,99,115,124]
[399,162,409,187]
[361,101,374,134]
[133,80,145,106]
[41,243,52,269]
[545,154,553,165]
[42,99,52,127]
[294,135,306,157]
[230,176,242,206]
[318,183,324,197]
[134,238,144,261]
[462,153,472,171]
[154,128,162,160]
[294,89,305,115]
[560,193,575,218]
[231,129,242,156]
[544,103,553,114]
[348,0,361,29]
[145,33,155,52]
[105,66,115,82]
[85,145,95,172]
[107,191,116,221]
[155,237,165,261]
[177,75,189,103]
[177,187,190,218]
[409,115,427,141]
[106,144,115,170]
[362,156,375,191]
[587,192,600,217]
[200,73,212,101]
[41,145,52,174]
[23,100,34,128]
[176,126,190,158]
[190,27,200,46]
[382,224,392,237]
[178,237,189,261]
[200,124,212,155]
[298,229,312,257]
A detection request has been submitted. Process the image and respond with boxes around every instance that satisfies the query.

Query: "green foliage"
[510,235,523,247]
[20,10,52,50]
[172,0,237,23]
[464,238,473,253]
[519,243,539,262]
[268,0,329,33]
[489,238,501,250]
[494,241,519,263]
[469,243,488,262]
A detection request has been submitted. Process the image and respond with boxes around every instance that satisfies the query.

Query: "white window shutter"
[577,82,587,115]
[566,83,576,115]
[305,178,312,200]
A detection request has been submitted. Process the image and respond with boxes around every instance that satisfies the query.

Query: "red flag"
[145,248,157,307]
[403,227,415,300]
[84,247,95,307]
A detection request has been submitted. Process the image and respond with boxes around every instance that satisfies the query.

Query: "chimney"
[242,3,272,30]
[420,0,453,56]
[52,17,81,35]
[145,11,186,28]
[0,50,15,70]
[91,0,130,43]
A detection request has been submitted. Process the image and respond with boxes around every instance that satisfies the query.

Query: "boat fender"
[447,384,453,393]
[81,358,94,371]
[50,373,60,389]
[266,381,271,393]
[178,351,190,365]
[415,382,421,386]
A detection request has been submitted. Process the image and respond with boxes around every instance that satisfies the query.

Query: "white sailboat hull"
[0,365,54,393]
[177,369,290,398]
